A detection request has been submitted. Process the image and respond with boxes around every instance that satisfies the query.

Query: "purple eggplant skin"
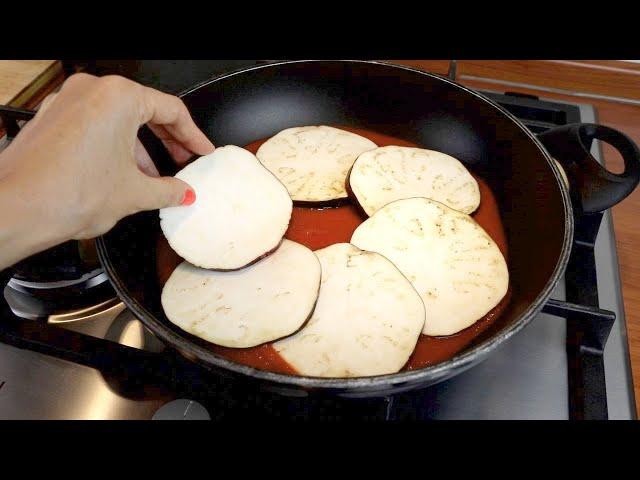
[344,162,371,219]
[186,237,285,272]
[292,197,352,208]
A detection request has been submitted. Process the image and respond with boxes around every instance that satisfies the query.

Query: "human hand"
[0,73,214,269]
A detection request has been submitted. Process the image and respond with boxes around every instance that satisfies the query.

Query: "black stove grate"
[483,90,616,420]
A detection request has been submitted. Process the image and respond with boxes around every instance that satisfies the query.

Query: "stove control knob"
[152,399,210,420]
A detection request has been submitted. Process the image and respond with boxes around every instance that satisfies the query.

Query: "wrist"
[0,171,70,270]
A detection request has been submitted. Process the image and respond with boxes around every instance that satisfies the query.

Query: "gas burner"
[4,279,118,320]
[9,267,107,292]
[0,227,116,319]
[4,245,116,321]
[4,257,116,321]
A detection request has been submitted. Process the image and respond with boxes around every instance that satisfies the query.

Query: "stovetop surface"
[0,61,635,419]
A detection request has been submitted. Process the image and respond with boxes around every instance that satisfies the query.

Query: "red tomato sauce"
[157,126,511,375]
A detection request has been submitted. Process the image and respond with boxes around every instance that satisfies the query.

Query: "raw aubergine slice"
[256,126,377,203]
[161,240,321,348]
[349,146,481,216]
[274,243,425,377]
[351,198,509,336]
[160,145,293,270]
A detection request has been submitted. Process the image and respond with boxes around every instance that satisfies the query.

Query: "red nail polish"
[181,188,196,206]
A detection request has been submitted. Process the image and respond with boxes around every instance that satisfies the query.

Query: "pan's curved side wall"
[98,60,570,394]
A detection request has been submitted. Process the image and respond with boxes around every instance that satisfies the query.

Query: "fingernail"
[181,188,196,206]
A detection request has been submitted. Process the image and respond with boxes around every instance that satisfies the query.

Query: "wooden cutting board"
[0,60,63,106]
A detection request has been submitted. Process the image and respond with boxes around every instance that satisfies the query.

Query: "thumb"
[134,175,195,212]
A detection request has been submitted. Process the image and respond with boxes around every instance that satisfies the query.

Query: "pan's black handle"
[537,123,640,214]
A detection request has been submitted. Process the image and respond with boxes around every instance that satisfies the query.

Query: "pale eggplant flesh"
[160,145,293,270]
[349,146,480,216]
[161,239,321,348]
[256,126,377,203]
[274,243,425,377]
[351,198,509,336]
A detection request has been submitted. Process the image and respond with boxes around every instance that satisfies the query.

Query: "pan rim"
[97,59,574,391]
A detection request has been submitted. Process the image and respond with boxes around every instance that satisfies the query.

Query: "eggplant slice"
[256,126,377,203]
[161,239,321,348]
[274,243,425,377]
[160,146,293,270]
[351,198,509,336]
[349,146,480,216]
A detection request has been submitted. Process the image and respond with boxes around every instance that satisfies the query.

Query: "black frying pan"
[97,60,640,397]
[7,60,640,398]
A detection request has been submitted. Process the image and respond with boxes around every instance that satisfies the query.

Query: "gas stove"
[0,61,635,420]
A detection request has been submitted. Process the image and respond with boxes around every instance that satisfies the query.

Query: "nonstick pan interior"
[98,61,571,392]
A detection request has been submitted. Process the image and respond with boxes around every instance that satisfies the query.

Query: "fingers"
[131,174,195,212]
[135,139,160,177]
[53,73,214,166]
[137,86,215,157]
[147,124,195,165]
